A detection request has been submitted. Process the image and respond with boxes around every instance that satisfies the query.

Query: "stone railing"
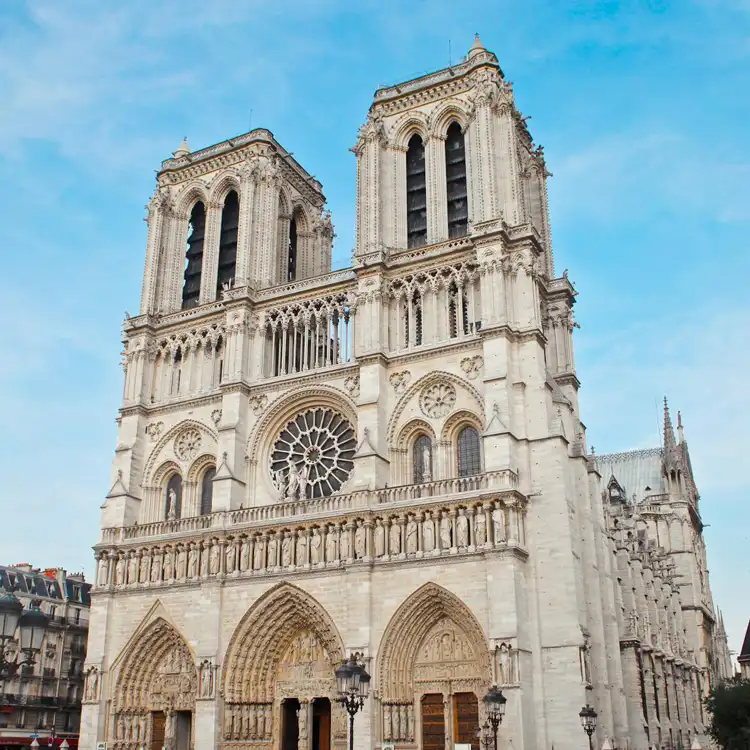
[94,493,527,591]
[99,469,519,544]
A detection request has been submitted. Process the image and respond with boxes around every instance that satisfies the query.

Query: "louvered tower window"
[216,191,239,296]
[445,122,468,238]
[406,134,427,248]
[288,216,298,281]
[457,426,481,477]
[200,467,216,516]
[181,202,206,309]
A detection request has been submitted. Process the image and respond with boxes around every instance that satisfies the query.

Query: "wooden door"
[313,698,331,750]
[453,693,479,750]
[151,711,166,750]
[421,694,445,750]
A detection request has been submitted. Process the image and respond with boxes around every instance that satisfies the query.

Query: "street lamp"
[0,593,49,679]
[482,685,507,750]
[335,654,371,750]
[579,704,598,750]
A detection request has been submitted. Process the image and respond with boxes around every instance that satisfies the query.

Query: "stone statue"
[274,469,286,501]
[163,549,173,580]
[282,534,293,567]
[200,544,209,577]
[226,543,235,574]
[492,507,506,543]
[475,509,486,545]
[187,545,198,578]
[139,555,149,583]
[354,521,366,558]
[150,552,161,582]
[176,547,186,579]
[253,538,265,570]
[128,553,137,583]
[406,517,418,554]
[311,528,322,564]
[86,668,98,701]
[440,512,452,549]
[286,463,300,500]
[297,530,308,565]
[298,703,309,742]
[115,555,126,585]
[340,525,352,560]
[390,520,402,554]
[200,660,213,697]
[326,525,337,562]
[167,488,177,520]
[268,535,278,566]
[383,704,392,741]
[422,514,435,552]
[298,465,309,500]
[374,519,385,557]
[240,538,250,571]
[422,442,432,482]
[97,556,108,586]
[209,543,220,575]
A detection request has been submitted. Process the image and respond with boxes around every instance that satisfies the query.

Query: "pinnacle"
[173,136,191,158]
[468,33,486,59]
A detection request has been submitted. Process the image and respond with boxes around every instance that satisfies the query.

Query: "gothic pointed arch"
[109,613,197,746]
[222,582,345,703]
[377,582,490,703]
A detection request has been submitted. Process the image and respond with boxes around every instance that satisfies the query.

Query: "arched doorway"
[378,583,491,750]
[222,583,347,750]
[111,618,197,750]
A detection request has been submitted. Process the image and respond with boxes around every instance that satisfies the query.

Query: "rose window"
[270,409,356,499]
[174,428,202,460]
[420,381,457,418]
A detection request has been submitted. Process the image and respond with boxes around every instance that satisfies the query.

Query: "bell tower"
[353,35,553,276]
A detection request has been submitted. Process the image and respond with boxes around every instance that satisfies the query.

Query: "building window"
[413,435,433,484]
[73,609,81,625]
[457,426,481,477]
[288,215,298,281]
[181,201,206,309]
[200,467,216,516]
[216,190,239,297]
[406,134,427,248]
[445,122,468,238]
[165,474,183,520]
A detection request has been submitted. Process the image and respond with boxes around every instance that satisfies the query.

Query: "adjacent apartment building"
[0,565,90,749]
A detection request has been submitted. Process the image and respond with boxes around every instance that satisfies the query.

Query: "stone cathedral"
[81,37,732,750]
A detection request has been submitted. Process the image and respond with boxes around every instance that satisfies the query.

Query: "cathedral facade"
[80,37,730,750]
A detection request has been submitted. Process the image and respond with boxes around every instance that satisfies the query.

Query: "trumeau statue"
[166,488,177,520]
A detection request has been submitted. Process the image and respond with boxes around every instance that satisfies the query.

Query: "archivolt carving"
[378,582,490,703]
[440,409,484,443]
[112,617,197,713]
[222,582,345,704]
[395,418,436,451]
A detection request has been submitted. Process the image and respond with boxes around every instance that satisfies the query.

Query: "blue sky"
[0,0,748,656]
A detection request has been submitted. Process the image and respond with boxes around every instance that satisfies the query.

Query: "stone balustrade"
[99,469,519,545]
[94,494,527,591]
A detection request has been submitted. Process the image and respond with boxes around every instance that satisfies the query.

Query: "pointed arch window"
[216,190,239,297]
[288,215,298,281]
[406,134,427,248]
[446,122,468,238]
[182,202,206,309]
[413,434,433,484]
[457,426,481,478]
[165,474,182,520]
[200,467,216,516]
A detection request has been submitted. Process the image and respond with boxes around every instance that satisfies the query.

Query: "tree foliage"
[705,677,750,750]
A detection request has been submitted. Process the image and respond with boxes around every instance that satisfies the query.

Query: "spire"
[468,33,486,59]
[663,397,676,451]
[677,410,685,444]
[173,136,190,158]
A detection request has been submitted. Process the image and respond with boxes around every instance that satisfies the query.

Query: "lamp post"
[335,654,371,750]
[0,592,49,679]
[579,704,598,750]
[481,685,506,750]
